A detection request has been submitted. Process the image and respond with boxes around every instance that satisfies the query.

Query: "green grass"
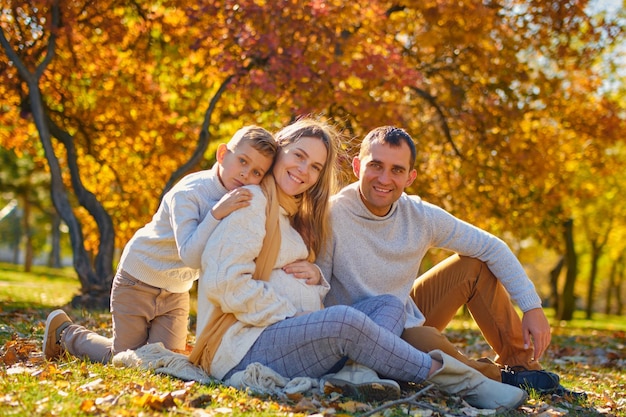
[551,310,626,332]
[1,262,625,416]
[449,306,626,333]
[0,262,80,309]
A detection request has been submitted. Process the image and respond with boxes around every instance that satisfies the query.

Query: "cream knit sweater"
[119,165,226,293]
[196,185,329,379]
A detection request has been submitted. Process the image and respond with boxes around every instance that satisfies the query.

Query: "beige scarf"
[189,176,310,373]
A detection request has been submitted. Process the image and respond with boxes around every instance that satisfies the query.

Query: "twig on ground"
[359,384,435,417]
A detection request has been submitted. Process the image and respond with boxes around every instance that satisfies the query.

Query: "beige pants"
[61,270,189,363]
[403,255,542,381]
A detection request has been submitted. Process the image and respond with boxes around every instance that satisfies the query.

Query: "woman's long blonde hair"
[274,118,340,258]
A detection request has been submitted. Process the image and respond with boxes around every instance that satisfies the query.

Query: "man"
[317,126,566,394]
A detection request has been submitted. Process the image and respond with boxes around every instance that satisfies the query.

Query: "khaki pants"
[402,255,542,381]
[61,270,189,363]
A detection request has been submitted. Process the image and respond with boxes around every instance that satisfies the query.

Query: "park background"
[0,1,625,415]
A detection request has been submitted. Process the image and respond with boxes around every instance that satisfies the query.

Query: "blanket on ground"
[112,343,319,396]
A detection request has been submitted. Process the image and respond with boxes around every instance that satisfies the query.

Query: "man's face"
[352,140,417,216]
[217,142,274,191]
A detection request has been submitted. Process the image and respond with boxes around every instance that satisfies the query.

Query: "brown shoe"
[43,309,72,360]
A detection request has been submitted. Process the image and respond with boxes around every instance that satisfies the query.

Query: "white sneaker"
[324,363,401,402]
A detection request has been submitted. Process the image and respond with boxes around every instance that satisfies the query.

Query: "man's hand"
[211,188,252,220]
[282,260,322,285]
[521,308,552,360]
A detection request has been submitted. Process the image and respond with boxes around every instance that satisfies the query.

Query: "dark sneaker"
[501,366,560,393]
[43,309,72,360]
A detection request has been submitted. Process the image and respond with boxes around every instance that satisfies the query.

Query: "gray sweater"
[119,165,226,293]
[317,182,542,328]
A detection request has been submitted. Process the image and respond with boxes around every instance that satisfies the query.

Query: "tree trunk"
[47,117,115,294]
[558,219,577,321]
[605,259,617,315]
[549,256,564,314]
[616,256,624,316]
[48,212,62,268]
[21,194,33,272]
[0,2,110,309]
[11,232,20,264]
[585,242,601,320]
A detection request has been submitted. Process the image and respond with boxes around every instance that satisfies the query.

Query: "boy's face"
[217,142,274,191]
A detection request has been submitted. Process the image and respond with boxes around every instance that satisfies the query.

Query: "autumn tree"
[1,0,624,313]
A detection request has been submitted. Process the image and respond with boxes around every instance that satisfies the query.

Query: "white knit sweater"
[119,166,227,293]
[318,183,542,328]
[196,185,329,379]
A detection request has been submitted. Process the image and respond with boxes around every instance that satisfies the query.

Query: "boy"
[43,125,277,363]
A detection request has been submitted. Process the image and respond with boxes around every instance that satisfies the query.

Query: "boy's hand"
[283,261,321,285]
[211,188,252,220]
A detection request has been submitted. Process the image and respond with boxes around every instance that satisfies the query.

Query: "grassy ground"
[0,262,624,416]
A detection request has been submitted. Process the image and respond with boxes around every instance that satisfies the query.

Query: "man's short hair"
[360,126,417,168]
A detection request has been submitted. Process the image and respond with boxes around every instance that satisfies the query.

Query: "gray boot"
[324,362,401,402]
[427,350,528,410]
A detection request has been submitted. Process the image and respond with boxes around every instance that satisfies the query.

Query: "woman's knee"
[352,294,405,313]
[361,294,403,305]
[373,294,405,309]
[366,294,406,319]
[324,304,365,321]
[323,305,396,342]
[322,305,370,333]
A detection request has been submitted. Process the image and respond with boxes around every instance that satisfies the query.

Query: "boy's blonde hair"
[274,118,341,258]
[228,125,277,159]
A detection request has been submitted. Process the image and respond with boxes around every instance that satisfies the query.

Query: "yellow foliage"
[0,0,624,276]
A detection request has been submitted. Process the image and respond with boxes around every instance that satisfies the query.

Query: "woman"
[190,118,527,410]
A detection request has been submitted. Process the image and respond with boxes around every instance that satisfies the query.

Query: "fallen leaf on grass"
[285,391,303,402]
[1,338,39,365]
[1,344,18,365]
[133,391,176,411]
[291,397,319,412]
[32,362,62,379]
[171,388,190,400]
[212,406,234,413]
[337,400,371,413]
[56,389,69,397]
[188,393,213,408]
[0,393,19,407]
[601,390,618,409]
[459,406,496,415]
[95,394,118,405]
[79,378,105,391]
[80,399,96,413]
[398,406,433,416]
[6,365,31,375]
[533,407,569,417]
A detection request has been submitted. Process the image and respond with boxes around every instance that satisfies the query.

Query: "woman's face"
[273,136,328,196]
